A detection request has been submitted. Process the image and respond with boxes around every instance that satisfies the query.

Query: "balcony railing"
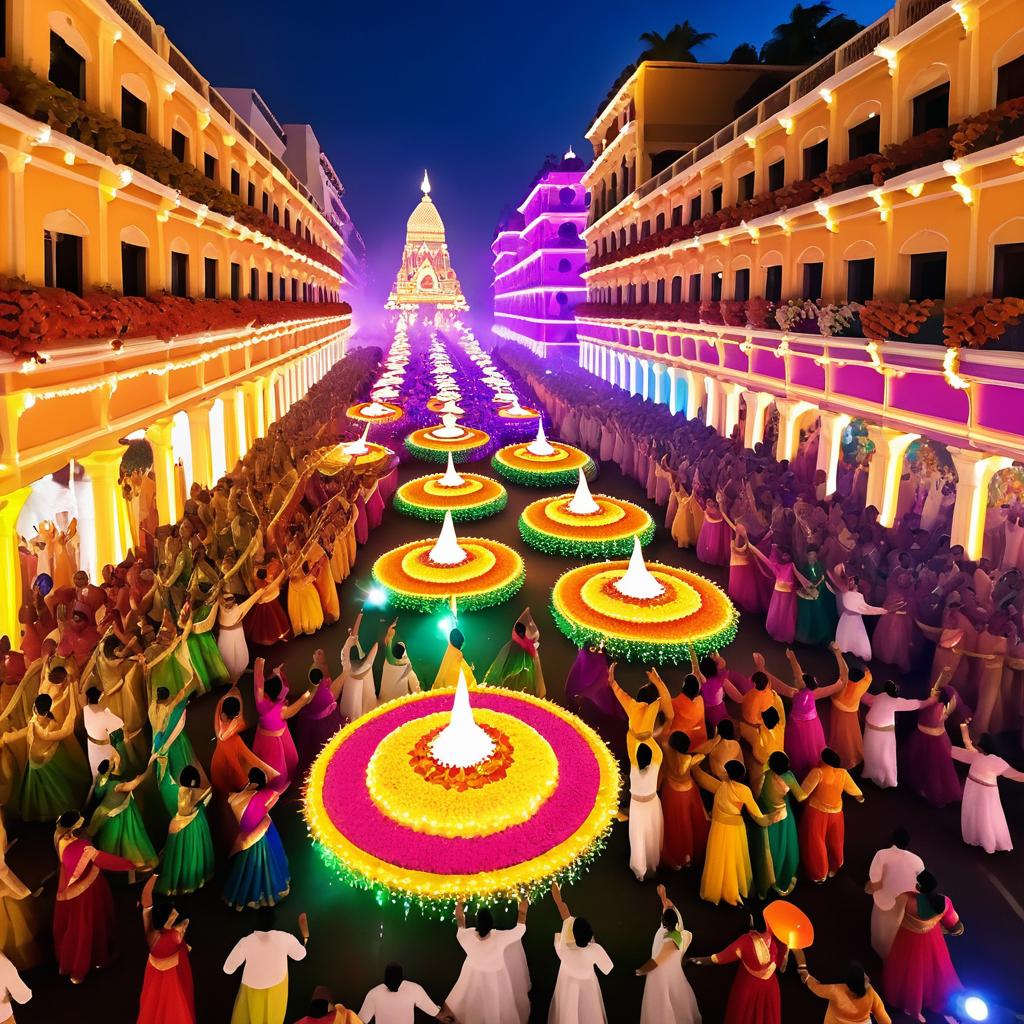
[635,0,956,203]
[168,44,206,97]
[107,0,154,48]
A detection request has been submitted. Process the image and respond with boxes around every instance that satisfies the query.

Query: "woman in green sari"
[87,755,158,872]
[150,682,202,817]
[184,589,231,695]
[752,750,808,898]
[157,765,215,895]
[482,609,546,697]
[139,610,194,701]
[795,547,837,647]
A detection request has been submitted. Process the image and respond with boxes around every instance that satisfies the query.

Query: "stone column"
[224,388,247,469]
[741,390,773,450]
[145,418,177,525]
[186,400,215,488]
[704,378,721,433]
[665,366,684,415]
[720,382,744,439]
[651,362,668,405]
[242,380,265,446]
[682,370,705,421]
[0,485,31,643]
[774,398,816,464]
[865,425,919,528]
[77,449,129,572]
[948,448,1013,559]
[263,373,278,428]
[815,410,852,498]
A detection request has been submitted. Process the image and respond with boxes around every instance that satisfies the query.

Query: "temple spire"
[421,169,431,195]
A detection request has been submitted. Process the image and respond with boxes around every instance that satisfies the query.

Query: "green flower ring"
[393,491,509,523]
[491,453,598,489]
[405,437,490,464]
[371,568,527,614]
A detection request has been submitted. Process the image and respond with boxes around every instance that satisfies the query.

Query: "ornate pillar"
[948,448,1013,559]
[651,362,668,405]
[720,382,744,439]
[224,388,247,468]
[186,400,216,488]
[242,380,265,446]
[741,390,773,450]
[815,410,852,498]
[682,369,705,421]
[0,485,31,644]
[145,418,177,525]
[704,378,721,433]
[865,425,919,528]
[78,449,129,572]
[774,398,817,464]
[263,373,278,428]
[665,366,684,415]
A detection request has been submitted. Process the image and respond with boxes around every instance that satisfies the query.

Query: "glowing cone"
[437,453,466,488]
[430,667,495,768]
[342,424,371,456]
[567,468,600,515]
[526,419,556,457]
[433,413,467,440]
[428,511,467,566]
[613,536,665,600]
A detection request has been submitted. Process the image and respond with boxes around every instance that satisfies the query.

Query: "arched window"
[557,222,579,243]
[671,275,683,303]
[558,186,575,205]
[558,258,572,273]
[120,225,149,297]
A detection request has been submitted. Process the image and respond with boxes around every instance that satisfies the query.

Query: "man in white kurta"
[549,919,614,1024]
[358,963,451,1023]
[865,829,925,957]
[446,902,529,1024]
[82,688,125,777]
[223,924,307,1024]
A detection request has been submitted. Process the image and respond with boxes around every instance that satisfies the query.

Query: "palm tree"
[638,21,716,63]
[728,42,761,64]
[759,3,863,65]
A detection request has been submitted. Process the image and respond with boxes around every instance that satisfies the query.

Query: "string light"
[943,347,970,390]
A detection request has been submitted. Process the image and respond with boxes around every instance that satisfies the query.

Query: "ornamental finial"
[421,169,431,195]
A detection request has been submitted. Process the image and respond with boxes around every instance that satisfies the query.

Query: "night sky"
[142,0,887,318]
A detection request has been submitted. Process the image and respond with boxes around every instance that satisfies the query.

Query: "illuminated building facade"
[387,172,468,311]
[492,150,589,357]
[0,0,357,638]
[576,0,1024,560]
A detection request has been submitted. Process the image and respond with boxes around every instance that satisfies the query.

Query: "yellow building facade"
[578,0,1024,560]
[0,0,353,638]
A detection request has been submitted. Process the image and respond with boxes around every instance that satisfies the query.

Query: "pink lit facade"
[492,154,589,357]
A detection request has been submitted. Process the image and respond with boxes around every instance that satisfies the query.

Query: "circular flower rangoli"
[551,559,738,662]
[492,442,596,488]
[405,426,491,463]
[394,474,508,522]
[519,494,655,558]
[305,688,620,910]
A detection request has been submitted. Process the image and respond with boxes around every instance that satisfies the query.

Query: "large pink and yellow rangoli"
[304,688,620,910]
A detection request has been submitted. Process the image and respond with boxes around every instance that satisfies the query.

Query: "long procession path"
[15,335,1024,1024]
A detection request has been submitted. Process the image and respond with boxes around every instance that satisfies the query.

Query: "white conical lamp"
[567,468,601,515]
[526,419,556,457]
[613,536,665,599]
[360,400,392,419]
[430,667,495,768]
[439,399,465,416]
[342,424,370,456]
[437,453,466,488]
[433,413,467,440]
[428,511,467,565]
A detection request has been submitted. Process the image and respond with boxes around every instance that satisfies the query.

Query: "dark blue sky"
[143,0,886,314]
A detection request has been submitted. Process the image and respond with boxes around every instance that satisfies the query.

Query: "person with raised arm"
[337,613,380,721]
[137,873,195,1024]
[792,950,890,1024]
[798,747,864,883]
[548,882,613,1024]
[252,658,313,795]
[951,721,1024,852]
[635,884,700,1024]
[608,662,674,764]
[378,623,421,704]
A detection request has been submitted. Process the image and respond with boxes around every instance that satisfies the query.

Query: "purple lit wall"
[491,152,589,357]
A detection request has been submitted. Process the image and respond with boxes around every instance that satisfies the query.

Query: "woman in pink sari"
[252,658,313,795]
[882,871,963,1022]
[696,499,731,567]
[778,650,844,780]
[725,522,770,615]
[752,546,802,646]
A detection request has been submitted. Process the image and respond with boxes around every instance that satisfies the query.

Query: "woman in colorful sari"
[882,871,963,1022]
[157,765,215,896]
[753,750,808,898]
[292,654,343,774]
[223,767,290,911]
[482,612,546,697]
[87,755,157,873]
[609,663,674,765]
[781,650,844,780]
[3,694,90,822]
[696,498,730,567]
[139,610,194,701]
[793,952,891,1024]
[693,759,776,906]
[799,747,864,883]
[563,645,626,762]
[690,907,789,1024]
[137,874,195,1024]
[252,659,312,795]
[52,811,135,984]
[184,590,231,694]
[0,814,40,971]
[795,547,837,647]
[286,560,324,638]
[658,731,708,871]
[827,649,873,769]
[150,683,201,818]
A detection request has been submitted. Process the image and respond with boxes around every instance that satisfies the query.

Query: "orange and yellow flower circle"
[372,537,525,611]
[551,560,738,662]
[394,474,508,522]
[405,426,491,464]
[315,442,393,475]
[519,494,655,558]
[497,405,541,420]
[366,709,559,838]
[346,401,404,423]
[492,443,596,488]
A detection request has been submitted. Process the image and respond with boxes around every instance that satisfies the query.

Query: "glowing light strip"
[495,312,580,326]
[516,180,588,216]
[518,209,589,241]
[494,285,587,299]
[493,247,586,283]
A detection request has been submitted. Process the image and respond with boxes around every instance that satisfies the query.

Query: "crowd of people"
[0,330,1017,1024]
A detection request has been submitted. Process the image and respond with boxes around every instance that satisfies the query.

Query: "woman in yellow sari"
[608,663,673,764]
[694,759,776,905]
[286,560,324,638]
[0,813,40,970]
[433,628,476,689]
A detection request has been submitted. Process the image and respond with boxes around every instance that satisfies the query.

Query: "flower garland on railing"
[859,298,935,342]
[0,61,344,275]
[941,295,1024,349]
[0,279,351,360]
[587,99,1024,273]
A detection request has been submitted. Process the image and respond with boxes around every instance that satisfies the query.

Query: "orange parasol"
[764,900,814,950]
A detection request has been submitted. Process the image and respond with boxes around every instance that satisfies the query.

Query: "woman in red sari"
[690,908,789,1024]
[52,811,135,984]
[137,874,195,1024]
[882,870,963,1022]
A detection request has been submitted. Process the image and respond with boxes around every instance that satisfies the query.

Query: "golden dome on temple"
[407,172,447,242]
